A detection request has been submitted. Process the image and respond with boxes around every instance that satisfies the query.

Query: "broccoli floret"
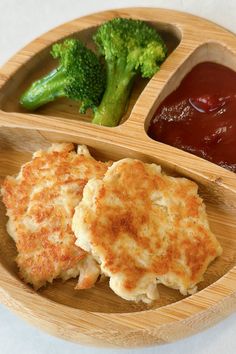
[20,39,105,113]
[92,18,167,126]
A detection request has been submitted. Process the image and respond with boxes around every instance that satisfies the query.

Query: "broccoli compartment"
[20,18,167,127]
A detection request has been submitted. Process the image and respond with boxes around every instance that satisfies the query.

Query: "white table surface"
[0,0,235,353]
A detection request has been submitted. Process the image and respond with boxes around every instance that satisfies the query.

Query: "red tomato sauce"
[148,62,236,172]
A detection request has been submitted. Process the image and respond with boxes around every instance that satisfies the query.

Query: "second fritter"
[73,158,222,303]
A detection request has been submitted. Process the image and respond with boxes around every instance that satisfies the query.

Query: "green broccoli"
[20,38,105,114]
[92,18,167,127]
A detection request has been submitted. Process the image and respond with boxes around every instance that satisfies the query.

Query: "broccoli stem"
[20,68,67,110]
[92,60,136,127]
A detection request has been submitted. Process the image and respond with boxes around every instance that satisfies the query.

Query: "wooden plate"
[0,8,236,348]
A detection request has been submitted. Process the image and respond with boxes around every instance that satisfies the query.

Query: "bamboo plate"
[0,7,236,348]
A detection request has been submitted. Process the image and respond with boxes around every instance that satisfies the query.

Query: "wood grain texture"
[0,8,235,348]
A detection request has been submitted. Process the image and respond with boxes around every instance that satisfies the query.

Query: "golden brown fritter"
[73,158,222,303]
[1,143,108,289]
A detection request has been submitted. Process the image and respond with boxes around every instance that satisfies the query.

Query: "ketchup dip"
[148,62,236,172]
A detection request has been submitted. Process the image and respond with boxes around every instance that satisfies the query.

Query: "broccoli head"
[20,38,105,113]
[92,18,167,126]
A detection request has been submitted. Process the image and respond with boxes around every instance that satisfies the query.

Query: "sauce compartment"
[145,43,236,171]
[148,62,236,171]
